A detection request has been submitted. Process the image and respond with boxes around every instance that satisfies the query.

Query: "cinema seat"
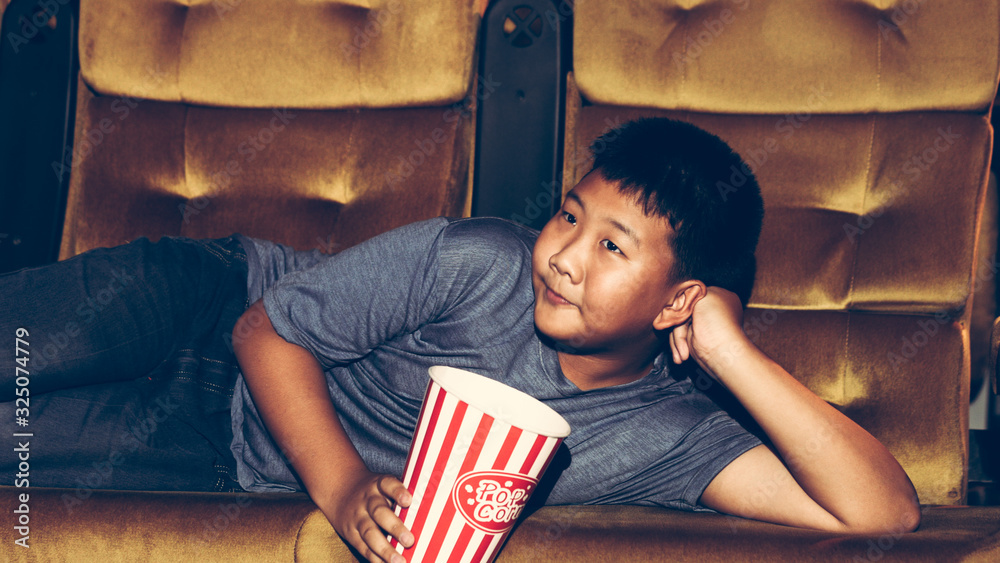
[1,0,481,560]
[563,0,999,508]
[529,0,1000,559]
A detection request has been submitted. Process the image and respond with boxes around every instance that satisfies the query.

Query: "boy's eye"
[601,240,622,254]
[562,211,577,225]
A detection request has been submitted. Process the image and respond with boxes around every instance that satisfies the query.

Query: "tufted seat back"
[58,0,481,257]
[563,0,1000,505]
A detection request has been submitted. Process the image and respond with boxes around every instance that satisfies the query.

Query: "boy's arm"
[670,288,921,534]
[233,299,413,563]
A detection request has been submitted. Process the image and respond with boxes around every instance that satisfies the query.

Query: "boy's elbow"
[899,500,922,533]
[843,468,922,535]
[838,494,921,535]
[873,497,920,535]
[879,483,922,534]
[891,495,922,533]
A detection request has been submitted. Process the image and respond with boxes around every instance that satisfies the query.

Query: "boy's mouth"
[543,285,575,307]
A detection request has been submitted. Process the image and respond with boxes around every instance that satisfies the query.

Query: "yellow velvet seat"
[5,488,1000,562]
[59,0,480,256]
[565,0,999,508]
[5,0,1000,561]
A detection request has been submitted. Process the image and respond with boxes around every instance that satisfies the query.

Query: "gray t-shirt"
[231,217,761,510]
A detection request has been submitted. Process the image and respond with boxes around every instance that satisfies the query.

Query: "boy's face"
[532,172,684,351]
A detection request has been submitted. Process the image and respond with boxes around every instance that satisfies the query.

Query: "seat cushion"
[5,486,1000,562]
[79,0,480,108]
[500,504,1000,562]
[573,0,998,114]
[59,80,475,257]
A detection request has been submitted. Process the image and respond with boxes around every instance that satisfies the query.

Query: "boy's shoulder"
[437,216,539,263]
[442,216,539,244]
[423,217,539,309]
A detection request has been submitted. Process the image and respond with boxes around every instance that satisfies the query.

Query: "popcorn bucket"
[391,366,572,563]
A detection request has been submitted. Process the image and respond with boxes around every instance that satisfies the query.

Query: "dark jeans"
[0,235,249,495]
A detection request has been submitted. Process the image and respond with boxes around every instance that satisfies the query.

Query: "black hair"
[590,117,764,305]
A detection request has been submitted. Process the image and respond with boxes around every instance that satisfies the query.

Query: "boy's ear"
[653,280,706,331]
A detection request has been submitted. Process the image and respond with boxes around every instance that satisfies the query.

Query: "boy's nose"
[549,239,583,283]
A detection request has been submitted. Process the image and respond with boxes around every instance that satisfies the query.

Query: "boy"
[2,118,918,562]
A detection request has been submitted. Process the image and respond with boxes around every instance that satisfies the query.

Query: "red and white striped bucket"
[391,366,572,562]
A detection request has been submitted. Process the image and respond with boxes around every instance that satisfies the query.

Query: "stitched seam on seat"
[843,309,852,404]
[679,10,687,106]
[848,10,884,320]
[849,108,877,308]
[843,105,879,399]
[875,12,882,111]
[178,6,192,225]
[346,108,359,203]
[356,8,364,106]
[293,510,313,563]
[177,4,189,104]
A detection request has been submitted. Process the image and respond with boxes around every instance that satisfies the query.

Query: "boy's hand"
[233,301,413,562]
[324,471,414,563]
[234,300,417,560]
[668,286,748,378]
[678,289,922,534]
